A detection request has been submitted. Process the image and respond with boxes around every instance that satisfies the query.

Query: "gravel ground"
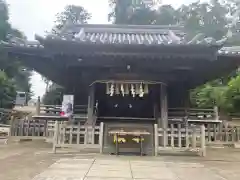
[1,142,240,180]
[0,142,61,180]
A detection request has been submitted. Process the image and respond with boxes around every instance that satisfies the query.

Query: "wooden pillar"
[86,85,95,144]
[160,84,168,147]
[87,85,95,123]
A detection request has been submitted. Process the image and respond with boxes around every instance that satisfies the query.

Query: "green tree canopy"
[42,5,91,104]
[0,0,32,108]
[108,0,240,114]
[52,5,92,34]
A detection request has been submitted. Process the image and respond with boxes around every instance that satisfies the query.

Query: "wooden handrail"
[169,107,215,111]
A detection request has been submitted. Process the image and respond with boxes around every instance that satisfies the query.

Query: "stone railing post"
[154,124,159,156]
[214,106,219,120]
[192,126,197,149]
[99,122,104,154]
[200,124,206,157]
[36,96,40,115]
[9,116,14,136]
[52,121,59,154]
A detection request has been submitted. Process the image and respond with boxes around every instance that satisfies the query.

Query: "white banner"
[60,95,74,117]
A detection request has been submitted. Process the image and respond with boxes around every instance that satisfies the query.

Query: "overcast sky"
[6,0,197,98]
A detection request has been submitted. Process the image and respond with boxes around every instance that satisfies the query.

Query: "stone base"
[207,141,225,148]
[234,143,240,148]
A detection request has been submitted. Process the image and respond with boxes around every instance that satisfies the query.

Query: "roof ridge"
[61,24,185,35]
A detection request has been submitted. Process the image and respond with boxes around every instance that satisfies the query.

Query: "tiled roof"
[218,46,240,56]
[46,24,186,45]
[0,24,229,49]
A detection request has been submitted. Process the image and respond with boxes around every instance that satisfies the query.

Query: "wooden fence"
[204,122,240,144]
[0,108,13,124]
[9,117,104,153]
[10,119,48,139]
[154,123,206,156]
[0,123,10,144]
[7,105,240,156]
[37,104,88,115]
[168,107,218,120]
[52,121,104,153]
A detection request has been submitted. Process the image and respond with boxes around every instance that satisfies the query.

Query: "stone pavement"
[32,157,228,180]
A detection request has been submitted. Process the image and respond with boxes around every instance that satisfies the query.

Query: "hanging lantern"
[106,83,110,94]
[139,83,144,97]
[110,83,114,96]
[131,84,136,97]
[120,84,124,96]
[125,84,129,95]
[116,83,120,95]
[144,83,149,94]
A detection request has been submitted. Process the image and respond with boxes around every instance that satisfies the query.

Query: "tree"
[41,76,51,93]
[0,0,10,40]
[109,0,157,24]
[177,0,229,39]
[52,5,91,34]
[0,71,16,108]
[42,84,64,105]
[0,0,32,107]
[42,5,91,104]
[108,0,240,113]
[190,82,228,109]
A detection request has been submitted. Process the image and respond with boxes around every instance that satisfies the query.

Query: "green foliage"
[42,85,64,105]
[225,73,240,112]
[52,5,91,34]
[190,83,228,109]
[0,70,16,108]
[42,5,91,104]
[0,0,32,108]
[0,0,10,40]
[108,0,240,113]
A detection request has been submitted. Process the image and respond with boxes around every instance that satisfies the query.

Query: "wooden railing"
[0,123,10,144]
[9,117,104,153]
[0,108,12,124]
[10,119,48,138]
[38,104,88,115]
[204,122,240,144]
[154,123,206,156]
[52,121,104,153]
[168,107,218,120]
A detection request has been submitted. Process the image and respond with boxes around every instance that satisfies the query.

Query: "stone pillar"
[214,106,219,120]
[36,96,40,115]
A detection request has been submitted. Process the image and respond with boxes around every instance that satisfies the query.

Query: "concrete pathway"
[32,157,227,180]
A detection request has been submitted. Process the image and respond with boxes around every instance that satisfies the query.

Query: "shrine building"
[2,24,240,154]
